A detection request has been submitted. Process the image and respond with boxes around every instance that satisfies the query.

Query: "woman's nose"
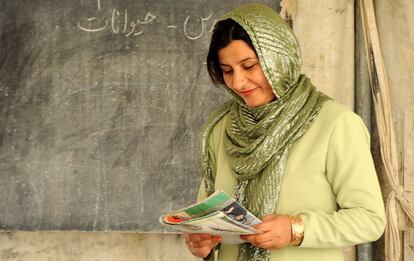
[232,70,247,90]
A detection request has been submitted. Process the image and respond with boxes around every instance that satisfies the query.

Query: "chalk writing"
[77,8,156,37]
[77,17,108,32]
[183,13,214,40]
[77,0,216,40]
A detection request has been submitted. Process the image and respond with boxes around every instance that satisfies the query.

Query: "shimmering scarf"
[200,4,330,261]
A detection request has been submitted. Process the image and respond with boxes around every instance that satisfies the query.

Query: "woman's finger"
[189,245,214,258]
[253,232,274,244]
[185,233,210,245]
[190,238,215,248]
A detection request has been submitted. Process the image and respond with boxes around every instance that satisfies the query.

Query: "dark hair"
[207,19,256,86]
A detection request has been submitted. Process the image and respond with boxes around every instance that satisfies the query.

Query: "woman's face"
[218,40,275,107]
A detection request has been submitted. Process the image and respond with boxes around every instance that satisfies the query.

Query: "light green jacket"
[198,100,386,261]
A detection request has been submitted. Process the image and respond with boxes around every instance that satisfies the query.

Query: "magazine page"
[160,190,263,244]
[160,211,260,234]
[163,190,261,226]
[179,211,260,234]
[165,190,234,222]
[162,212,260,244]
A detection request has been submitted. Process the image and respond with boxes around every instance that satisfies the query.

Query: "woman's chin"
[244,99,269,108]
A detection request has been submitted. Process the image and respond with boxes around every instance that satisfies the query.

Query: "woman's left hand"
[240,214,292,250]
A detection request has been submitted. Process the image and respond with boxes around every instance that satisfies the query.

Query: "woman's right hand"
[184,233,222,258]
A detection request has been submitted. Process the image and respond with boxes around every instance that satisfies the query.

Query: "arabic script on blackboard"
[77,0,216,40]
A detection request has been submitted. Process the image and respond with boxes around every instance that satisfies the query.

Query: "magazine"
[159,190,262,244]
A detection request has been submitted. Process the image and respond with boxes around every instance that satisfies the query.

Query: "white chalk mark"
[111,8,121,33]
[183,12,214,40]
[77,4,219,40]
[123,9,128,33]
[208,19,218,33]
[28,176,42,225]
[125,21,138,37]
[141,98,173,116]
[77,17,108,32]
[133,30,143,36]
[93,182,101,230]
[137,13,156,25]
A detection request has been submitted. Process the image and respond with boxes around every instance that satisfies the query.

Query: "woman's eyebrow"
[220,57,258,66]
[239,57,258,62]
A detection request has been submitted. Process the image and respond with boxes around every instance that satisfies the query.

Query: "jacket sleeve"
[298,112,386,248]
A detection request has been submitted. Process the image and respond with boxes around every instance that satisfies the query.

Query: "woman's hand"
[240,214,292,250]
[184,233,222,258]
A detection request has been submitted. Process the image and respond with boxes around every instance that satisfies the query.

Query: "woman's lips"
[240,88,256,96]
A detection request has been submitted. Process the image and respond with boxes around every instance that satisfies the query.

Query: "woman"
[184,3,386,261]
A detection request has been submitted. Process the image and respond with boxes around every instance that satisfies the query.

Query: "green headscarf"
[200,3,330,261]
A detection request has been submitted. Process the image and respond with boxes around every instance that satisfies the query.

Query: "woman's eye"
[244,64,256,70]
[223,70,233,74]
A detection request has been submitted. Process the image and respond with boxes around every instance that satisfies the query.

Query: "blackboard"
[0,0,279,231]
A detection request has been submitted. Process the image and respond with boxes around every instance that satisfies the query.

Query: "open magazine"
[159,190,262,244]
